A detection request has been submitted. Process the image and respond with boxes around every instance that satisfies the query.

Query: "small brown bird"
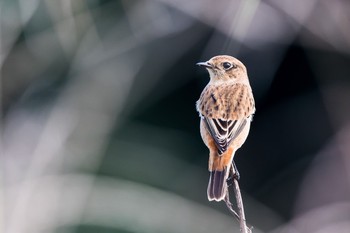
[196,55,255,202]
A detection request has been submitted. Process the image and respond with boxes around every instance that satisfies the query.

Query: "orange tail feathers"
[207,148,234,202]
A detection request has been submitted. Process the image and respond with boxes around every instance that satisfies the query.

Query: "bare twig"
[224,165,253,233]
[224,190,240,221]
[233,177,252,233]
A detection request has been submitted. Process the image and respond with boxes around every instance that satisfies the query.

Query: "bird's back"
[197,83,255,120]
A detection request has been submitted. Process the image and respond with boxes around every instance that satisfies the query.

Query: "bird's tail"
[207,148,235,202]
[207,167,229,202]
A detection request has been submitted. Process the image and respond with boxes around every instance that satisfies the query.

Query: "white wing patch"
[204,117,248,154]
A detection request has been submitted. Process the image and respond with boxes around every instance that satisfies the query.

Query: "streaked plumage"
[196,55,255,202]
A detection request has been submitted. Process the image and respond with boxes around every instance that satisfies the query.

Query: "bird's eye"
[222,62,233,70]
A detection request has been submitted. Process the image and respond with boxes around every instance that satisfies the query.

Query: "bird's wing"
[204,117,247,154]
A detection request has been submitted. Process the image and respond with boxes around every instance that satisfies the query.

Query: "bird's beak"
[196,61,213,69]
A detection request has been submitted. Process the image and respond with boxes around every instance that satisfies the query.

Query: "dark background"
[2,1,350,233]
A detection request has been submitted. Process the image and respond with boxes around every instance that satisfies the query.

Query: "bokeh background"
[2,0,350,232]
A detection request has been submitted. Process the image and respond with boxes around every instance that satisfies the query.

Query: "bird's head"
[197,55,249,84]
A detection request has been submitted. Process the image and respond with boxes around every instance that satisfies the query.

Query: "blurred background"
[2,0,350,232]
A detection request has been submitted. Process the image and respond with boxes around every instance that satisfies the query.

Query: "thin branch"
[233,177,252,233]
[224,190,240,221]
[224,165,253,233]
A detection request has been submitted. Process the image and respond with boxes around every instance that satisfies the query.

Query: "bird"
[196,55,255,202]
